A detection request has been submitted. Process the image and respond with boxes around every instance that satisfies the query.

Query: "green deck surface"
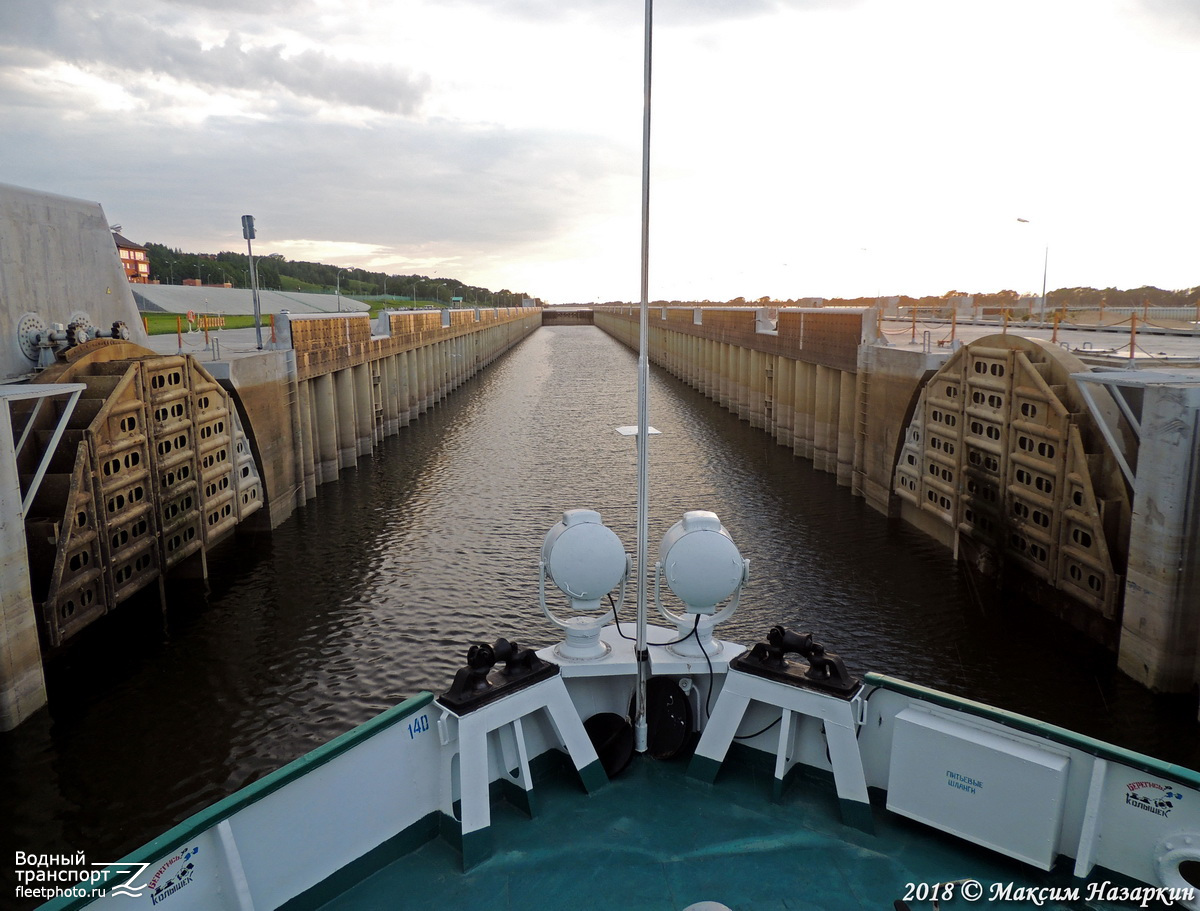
[317,750,1127,911]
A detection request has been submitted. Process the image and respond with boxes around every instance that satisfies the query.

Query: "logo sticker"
[145,846,200,904]
[1124,780,1183,818]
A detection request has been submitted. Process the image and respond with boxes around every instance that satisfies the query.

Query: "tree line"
[140,242,532,306]
[596,285,1200,310]
[834,286,1200,311]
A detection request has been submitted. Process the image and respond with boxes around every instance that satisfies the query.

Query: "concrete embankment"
[594,305,1200,698]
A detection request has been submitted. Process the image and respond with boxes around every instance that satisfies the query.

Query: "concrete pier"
[1079,373,1200,691]
[1,395,48,730]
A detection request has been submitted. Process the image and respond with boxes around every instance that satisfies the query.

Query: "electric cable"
[609,594,700,647]
[734,715,781,741]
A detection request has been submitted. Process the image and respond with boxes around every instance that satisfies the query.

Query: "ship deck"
[317,750,1125,911]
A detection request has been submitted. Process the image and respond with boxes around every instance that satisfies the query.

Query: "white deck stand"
[687,668,873,831]
[437,673,607,870]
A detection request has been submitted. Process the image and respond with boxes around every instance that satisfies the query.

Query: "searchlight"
[539,509,631,660]
[655,510,749,657]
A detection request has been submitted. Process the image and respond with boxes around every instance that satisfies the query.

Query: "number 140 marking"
[407,715,430,738]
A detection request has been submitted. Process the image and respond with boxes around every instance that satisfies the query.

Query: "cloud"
[1136,0,1200,33]
[0,96,630,267]
[158,0,315,12]
[440,0,853,26]
[0,0,430,114]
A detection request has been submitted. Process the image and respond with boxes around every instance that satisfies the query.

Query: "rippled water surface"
[3,325,1198,894]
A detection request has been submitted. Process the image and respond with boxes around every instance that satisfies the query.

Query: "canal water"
[3,325,1198,895]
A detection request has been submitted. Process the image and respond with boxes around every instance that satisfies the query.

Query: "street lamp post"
[1038,247,1048,322]
[242,215,263,349]
[1017,218,1049,323]
[336,269,346,312]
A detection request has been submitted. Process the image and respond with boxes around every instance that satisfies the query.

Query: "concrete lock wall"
[594,306,875,493]
[592,305,1200,697]
[232,308,541,528]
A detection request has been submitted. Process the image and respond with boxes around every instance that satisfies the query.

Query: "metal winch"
[18,310,132,370]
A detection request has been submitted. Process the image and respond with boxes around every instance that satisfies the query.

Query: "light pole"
[1039,247,1048,322]
[336,269,347,312]
[1017,218,1049,322]
[242,215,263,348]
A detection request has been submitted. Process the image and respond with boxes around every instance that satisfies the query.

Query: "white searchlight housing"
[539,509,631,660]
[655,510,749,657]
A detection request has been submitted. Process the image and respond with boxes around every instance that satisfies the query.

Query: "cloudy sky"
[2,0,1197,304]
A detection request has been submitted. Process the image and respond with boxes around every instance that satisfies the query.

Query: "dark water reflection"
[3,326,1197,898]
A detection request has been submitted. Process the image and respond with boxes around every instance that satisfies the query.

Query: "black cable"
[729,664,871,743]
[655,613,702,649]
[610,593,637,640]
[610,595,701,647]
[734,715,782,741]
[607,599,711,727]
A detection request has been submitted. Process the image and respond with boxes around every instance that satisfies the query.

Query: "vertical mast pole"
[633,0,653,753]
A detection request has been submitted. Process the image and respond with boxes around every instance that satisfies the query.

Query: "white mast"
[633,0,653,753]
